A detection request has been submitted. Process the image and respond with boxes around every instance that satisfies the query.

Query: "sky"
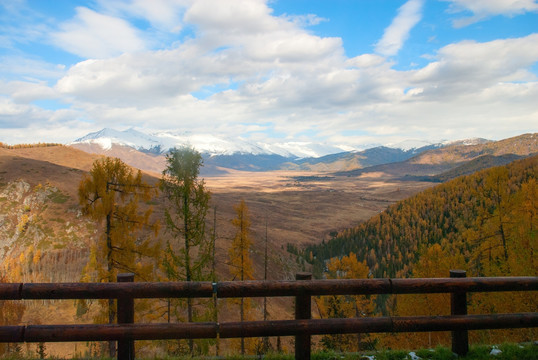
[1,0,537,147]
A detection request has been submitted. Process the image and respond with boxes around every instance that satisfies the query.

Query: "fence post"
[450,269,468,357]
[117,273,135,360]
[295,272,312,360]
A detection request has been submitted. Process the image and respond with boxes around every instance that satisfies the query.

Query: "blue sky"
[1,0,537,147]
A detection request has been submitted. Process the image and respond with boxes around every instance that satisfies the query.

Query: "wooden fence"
[0,270,537,359]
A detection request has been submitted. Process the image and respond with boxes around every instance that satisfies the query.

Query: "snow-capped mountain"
[386,139,440,151]
[74,128,162,151]
[72,128,353,159]
[70,127,501,174]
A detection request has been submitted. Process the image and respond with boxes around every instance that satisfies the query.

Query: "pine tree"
[78,156,160,357]
[160,147,211,355]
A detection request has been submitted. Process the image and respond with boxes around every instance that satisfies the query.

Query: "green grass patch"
[48,190,70,204]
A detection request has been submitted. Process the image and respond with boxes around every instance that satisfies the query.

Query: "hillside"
[426,153,526,182]
[283,145,442,172]
[303,155,537,348]
[410,133,537,165]
[305,154,537,278]
[334,133,537,180]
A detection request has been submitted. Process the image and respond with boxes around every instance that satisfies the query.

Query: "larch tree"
[78,156,160,357]
[0,274,25,355]
[228,199,255,355]
[160,147,211,355]
[317,252,376,352]
[385,242,466,350]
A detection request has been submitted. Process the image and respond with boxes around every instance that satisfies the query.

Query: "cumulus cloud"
[1,81,57,103]
[96,0,191,33]
[444,0,538,27]
[51,7,147,58]
[2,0,537,146]
[411,34,538,94]
[55,0,344,109]
[375,0,425,56]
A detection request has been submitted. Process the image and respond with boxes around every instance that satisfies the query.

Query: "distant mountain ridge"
[71,128,456,173]
[70,129,536,175]
[72,128,353,159]
[334,133,537,180]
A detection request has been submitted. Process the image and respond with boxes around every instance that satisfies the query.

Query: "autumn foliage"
[306,155,537,348]
[78,156,160,356]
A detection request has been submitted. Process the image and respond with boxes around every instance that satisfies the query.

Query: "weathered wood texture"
[117,273,135,360]
[295,272,312,360]
[1,313,536,342]
[2,276,535,300]
[0,272,536,360]
[450,270,469,356]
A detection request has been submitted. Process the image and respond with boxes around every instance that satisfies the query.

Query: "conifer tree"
[0,274,25,355]
[78,156,160,357]
[228,199,255,355]
[160,147,211,355]
[317,253,376,352]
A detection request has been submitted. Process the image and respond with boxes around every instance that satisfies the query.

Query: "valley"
[0,133,536,357]
[0,145,434,282]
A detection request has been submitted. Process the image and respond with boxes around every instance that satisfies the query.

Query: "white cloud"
[444,0,538,27]
[1,81,57,103]
[2,0,537,147]
[0,97,52,128]
[51,30,538,145]
[375,0,425,56]
[51,7,147,59]
[0,56,66,81]
[96,0,191,33]
[54,0,344,108]
[411,34,538,94]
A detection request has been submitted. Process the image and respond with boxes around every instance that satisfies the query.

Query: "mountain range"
[71,128,498,174]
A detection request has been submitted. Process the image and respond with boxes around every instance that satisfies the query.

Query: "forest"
[302,155,537,350]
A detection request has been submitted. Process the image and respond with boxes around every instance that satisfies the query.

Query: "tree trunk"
[106,212,116,358]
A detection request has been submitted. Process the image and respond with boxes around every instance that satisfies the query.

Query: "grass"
[152,343,537,360]
[47,189,70,204]
[0,344,535,359]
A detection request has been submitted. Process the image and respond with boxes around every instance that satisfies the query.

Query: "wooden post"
[117,273,135,360]
[295,272,312,360]
[450,270,468,357]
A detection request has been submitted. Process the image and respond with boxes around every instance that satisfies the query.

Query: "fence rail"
[0,271,537,360]
[2,276,536,299]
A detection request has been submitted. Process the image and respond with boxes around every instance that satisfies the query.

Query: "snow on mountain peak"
[72,128,486,159]
[386,139,436,151]
[73,128,162,151]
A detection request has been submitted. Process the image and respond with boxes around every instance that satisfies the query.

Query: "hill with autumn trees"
[304,155,537,348]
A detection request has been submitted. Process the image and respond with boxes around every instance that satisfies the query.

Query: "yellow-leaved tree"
[228,199,255,355]
[78,157,160,357]
[384,242,466,349]
[0,274,25,356]
[316,252,376,352]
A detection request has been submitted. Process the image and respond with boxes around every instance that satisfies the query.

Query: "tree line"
[0,142,63,149]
